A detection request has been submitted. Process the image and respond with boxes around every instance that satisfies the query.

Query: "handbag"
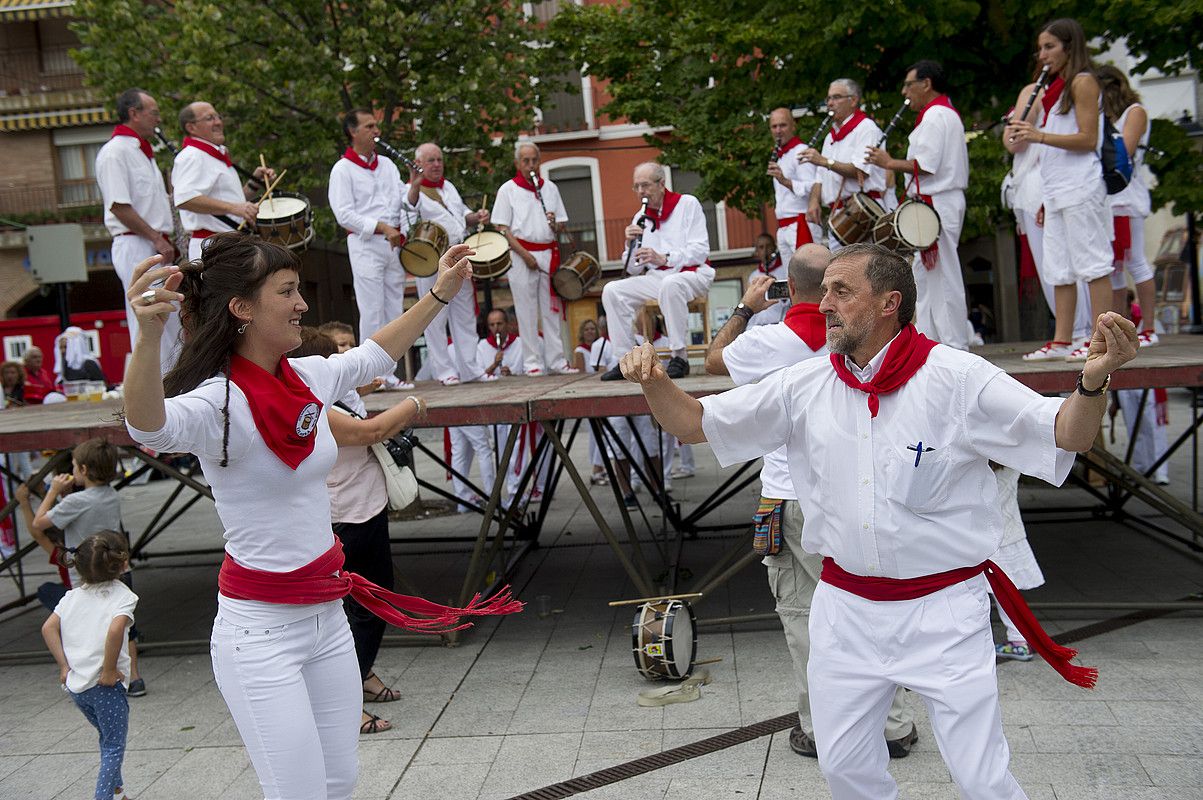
[331,403,420,511]
[752,498,784,556]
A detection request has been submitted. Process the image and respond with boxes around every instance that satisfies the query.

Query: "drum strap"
[419,184,449,211]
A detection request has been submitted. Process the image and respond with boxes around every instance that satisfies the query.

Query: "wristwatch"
[826,157,835,169]
[1075,372,1110,396]
[732,303,753,322]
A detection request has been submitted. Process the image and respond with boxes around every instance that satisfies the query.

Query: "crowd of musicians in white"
[45,13,1163,800]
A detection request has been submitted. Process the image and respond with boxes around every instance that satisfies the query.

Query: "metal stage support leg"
[1077,445,1203,550]
[122,448,215,559]
[0,449,73,605]
[687,528,756,598]
[458,424,522,607]
[541,420,655,597]
[592,417,665,567]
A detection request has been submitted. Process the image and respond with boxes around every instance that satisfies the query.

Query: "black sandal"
[362,671,400,703]
[360,712,392,735]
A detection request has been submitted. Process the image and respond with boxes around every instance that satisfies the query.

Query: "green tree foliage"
[71,0,553,237]
[1147,118,1203,216]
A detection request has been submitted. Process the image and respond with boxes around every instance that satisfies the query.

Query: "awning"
[0,106,110,132]
[0,0,74,21]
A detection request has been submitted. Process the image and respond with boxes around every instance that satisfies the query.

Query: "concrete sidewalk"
[0,390,1200,800]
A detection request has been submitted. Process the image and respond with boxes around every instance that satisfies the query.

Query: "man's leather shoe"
[886,724,918,758]
[599,365,623,381]
[665,356,690,379]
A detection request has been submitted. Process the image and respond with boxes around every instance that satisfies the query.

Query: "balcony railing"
[0,46,86,98]
[0,184,103,230]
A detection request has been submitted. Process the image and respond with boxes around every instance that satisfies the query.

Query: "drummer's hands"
[383,225,403,248]
[233,200,259,221]
[126,255,183,341]
[864,146,890,168]
[742,275,778,312]
[806,200,822,225]
[620,343,667,385]
[253,165,276,185]
[634,248,667,268]
[1081,312,1139,388]
[433,243,474,298]
[469,208,490,227]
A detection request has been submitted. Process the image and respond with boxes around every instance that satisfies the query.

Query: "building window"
[3,336,33,362]
[539,70,589,132]
[56,141,103,207]
[547,163,601,261]
[666,169,720,251]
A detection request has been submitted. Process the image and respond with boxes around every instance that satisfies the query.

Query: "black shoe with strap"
[599,365,624,381]
[665,356,690,379]
[886,724,918,758]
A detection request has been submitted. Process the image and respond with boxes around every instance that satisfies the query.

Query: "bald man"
[764,107,822,325]
[172,100,274,261]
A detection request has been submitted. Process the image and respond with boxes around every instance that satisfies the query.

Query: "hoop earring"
[237,322,249,335]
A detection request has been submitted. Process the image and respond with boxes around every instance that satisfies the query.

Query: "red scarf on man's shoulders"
[111,125,153,159]
[184,136,233,167]
[421,176,444,188]
[783,303,827,352]
[645,190,682,224]
[774,135,804,159]
[829,324,939,417]
[228,355,324,470]
[915,95,960,127]
[830,110,868,143]
[513,171,544,192]
[342,146,377,171]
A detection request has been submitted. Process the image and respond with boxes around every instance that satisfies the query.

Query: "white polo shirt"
[817,112,886,206]
[633,193,710,273]
[906,103,969,197]
[328,153,403,240]
[172,138,245,233]
[403,179,469,245]
[95,134,173,236]
[773,138,814,218]
[477,335,524,375]
[700,341,1075,574]
[492,177,567,244]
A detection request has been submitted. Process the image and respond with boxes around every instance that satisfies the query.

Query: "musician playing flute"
[95,88,179,370]
[763,108,821,325]
[866,61,971,351]
[172,101,275,261]
[800,80,886,251]
[491,142,576,376]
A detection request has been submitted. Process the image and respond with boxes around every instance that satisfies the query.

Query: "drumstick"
[237,169,288,230]
[258,154,274,203]
[476,193,489,234]
[693,657,724,666]
[608,592,703,607]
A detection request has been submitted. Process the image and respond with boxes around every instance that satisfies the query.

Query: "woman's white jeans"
[211,602,361,800]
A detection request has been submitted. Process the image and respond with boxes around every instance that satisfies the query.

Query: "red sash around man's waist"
[776,214,814,248]
[516,237,564,315]
[655,264,701,272]
[218,539,523,633]
[820,557,1097,688]
[191,229,217,239]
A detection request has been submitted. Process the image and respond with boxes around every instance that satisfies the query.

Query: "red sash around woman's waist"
[820,557,1097,688]
[218,539,523,633]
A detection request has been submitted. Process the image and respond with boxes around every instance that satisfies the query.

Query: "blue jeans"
[70,683,129,799]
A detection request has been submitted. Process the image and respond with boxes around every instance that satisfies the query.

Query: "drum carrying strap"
[418,183,450,211]
[908,164,939,270]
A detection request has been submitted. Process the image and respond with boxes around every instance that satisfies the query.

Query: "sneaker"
[552,365,581,375]
[599,365,624,382]
[788,725,818,758]
[1064,338,1092,362]
[670,467,694,480]
[886,724,918,758]
[995,641,1034,661]
[474,373,500,383]
[440,376,461,387]
[380,376,415,391]
[126,678,147,697]
[1022,341,1073,361]
[665,356,690,379]
[1138,330,1160,347]
[622,492,637,509]
[525,368,544,377]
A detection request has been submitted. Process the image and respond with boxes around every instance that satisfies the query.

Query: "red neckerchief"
[486,333,517,350]
[829,110,868,143]
[183,136,233,167]
[645,190,682,224]
[342,146,377,171]
[420,176,444,188]
[112,124,153,159]
[914,95,959,127]
[512,171,544,192]
[773,135,804,159]
[757,252,783,274]
[227,354,324,470]
[783,303,827,351]
[218,538,523,631]
[1041,76,1066,125]
[828,324,939,418]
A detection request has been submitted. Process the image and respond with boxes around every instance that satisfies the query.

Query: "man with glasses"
[599,162,713,380]
[172,101,275,261]
[95,88,179,370]
[799,79,886,251]
[865,60,970,350]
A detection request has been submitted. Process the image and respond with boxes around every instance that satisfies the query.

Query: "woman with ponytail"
[122,233,521,799]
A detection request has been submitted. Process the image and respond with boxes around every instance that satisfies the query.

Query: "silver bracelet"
[405,395,423,414]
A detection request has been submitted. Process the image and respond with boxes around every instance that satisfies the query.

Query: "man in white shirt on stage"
[800,79,886,252]
[328,108,411,389]
[704,244,917,760]
[171,100,273,261]
[491,143,575,377]
[95,88,179,370]
[866,60,971,350]
[600,162,713,381]
[763,108,820,326]
[405,142,491,385]
[621,242,1138,800]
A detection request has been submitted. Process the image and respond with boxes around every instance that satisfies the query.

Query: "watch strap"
[1075,372,1110,396]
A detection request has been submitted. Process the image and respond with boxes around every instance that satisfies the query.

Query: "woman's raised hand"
[126,255,184,340]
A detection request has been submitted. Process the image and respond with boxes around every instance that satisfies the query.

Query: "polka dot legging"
[70,683,129,800]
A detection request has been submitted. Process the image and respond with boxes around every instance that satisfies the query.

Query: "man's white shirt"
[630,194,710,273]
[172,141,245,232]
[906,106,969,196]
[95,136,173,235]
[491,178,567,243]
[328,155,403,240]
[817,115,887,206]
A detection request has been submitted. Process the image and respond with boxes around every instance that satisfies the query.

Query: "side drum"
[631,599,696,681]
[464,229,511,280]
[400,220,448,277]
[870,199,941,256]
[828,192,886,246]
[552,251,600,301]
[252,192,314,251]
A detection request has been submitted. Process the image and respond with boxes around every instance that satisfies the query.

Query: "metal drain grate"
[505,713,796,800]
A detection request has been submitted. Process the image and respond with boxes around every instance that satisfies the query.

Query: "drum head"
[666,601,696,678]
[257,195,308,221]
[853,192,887,218]
[894,201,941,250]
[552,268,583,301]
[465,231,509,262]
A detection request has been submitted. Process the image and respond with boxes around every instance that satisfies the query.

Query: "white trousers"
[911,192,969,350]
[1110,214,1154,289]
[449,425,496,510]
[348,236,407,361]
[415,274,481,382]
[809,576,1025,800]
[113,235,182,373]
[1117,388,1170,482]
[776,219,823,270]
[602,266,715,355]
[1017,211,1092,341]
[507,250,568,373]
[1042,196,1114,285]
[765,501,912,738]
[210,602,361,800]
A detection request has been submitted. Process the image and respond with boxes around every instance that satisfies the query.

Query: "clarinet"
[806,111,836,149]
[875,99,911,147]
[373,137,423,174]
[154,128,242,232]
[530,171,556,236]
[623,197,650,271]
[1016,66,1051,125]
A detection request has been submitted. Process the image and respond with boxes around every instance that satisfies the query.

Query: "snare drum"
[252,192,314,251]
[870,199,942,256]
[464,229,511,280]
[552,251,600,301]
[631,599,696,681]
[400,220,449,277]
[828,192,886,246]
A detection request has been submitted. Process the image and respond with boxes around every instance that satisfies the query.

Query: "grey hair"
[634,161,666,183]
[832,243,915,325]
[116,88,149,123]
[832,78,862,101]
[514,140,540,160]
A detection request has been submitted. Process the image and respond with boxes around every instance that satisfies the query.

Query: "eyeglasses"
[826,94,852,102]
[902,79,926,89]
[632,181,662,191]
[198,113,222,123]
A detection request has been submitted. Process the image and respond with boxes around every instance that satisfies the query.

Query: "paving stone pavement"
[0,389,1200,800]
